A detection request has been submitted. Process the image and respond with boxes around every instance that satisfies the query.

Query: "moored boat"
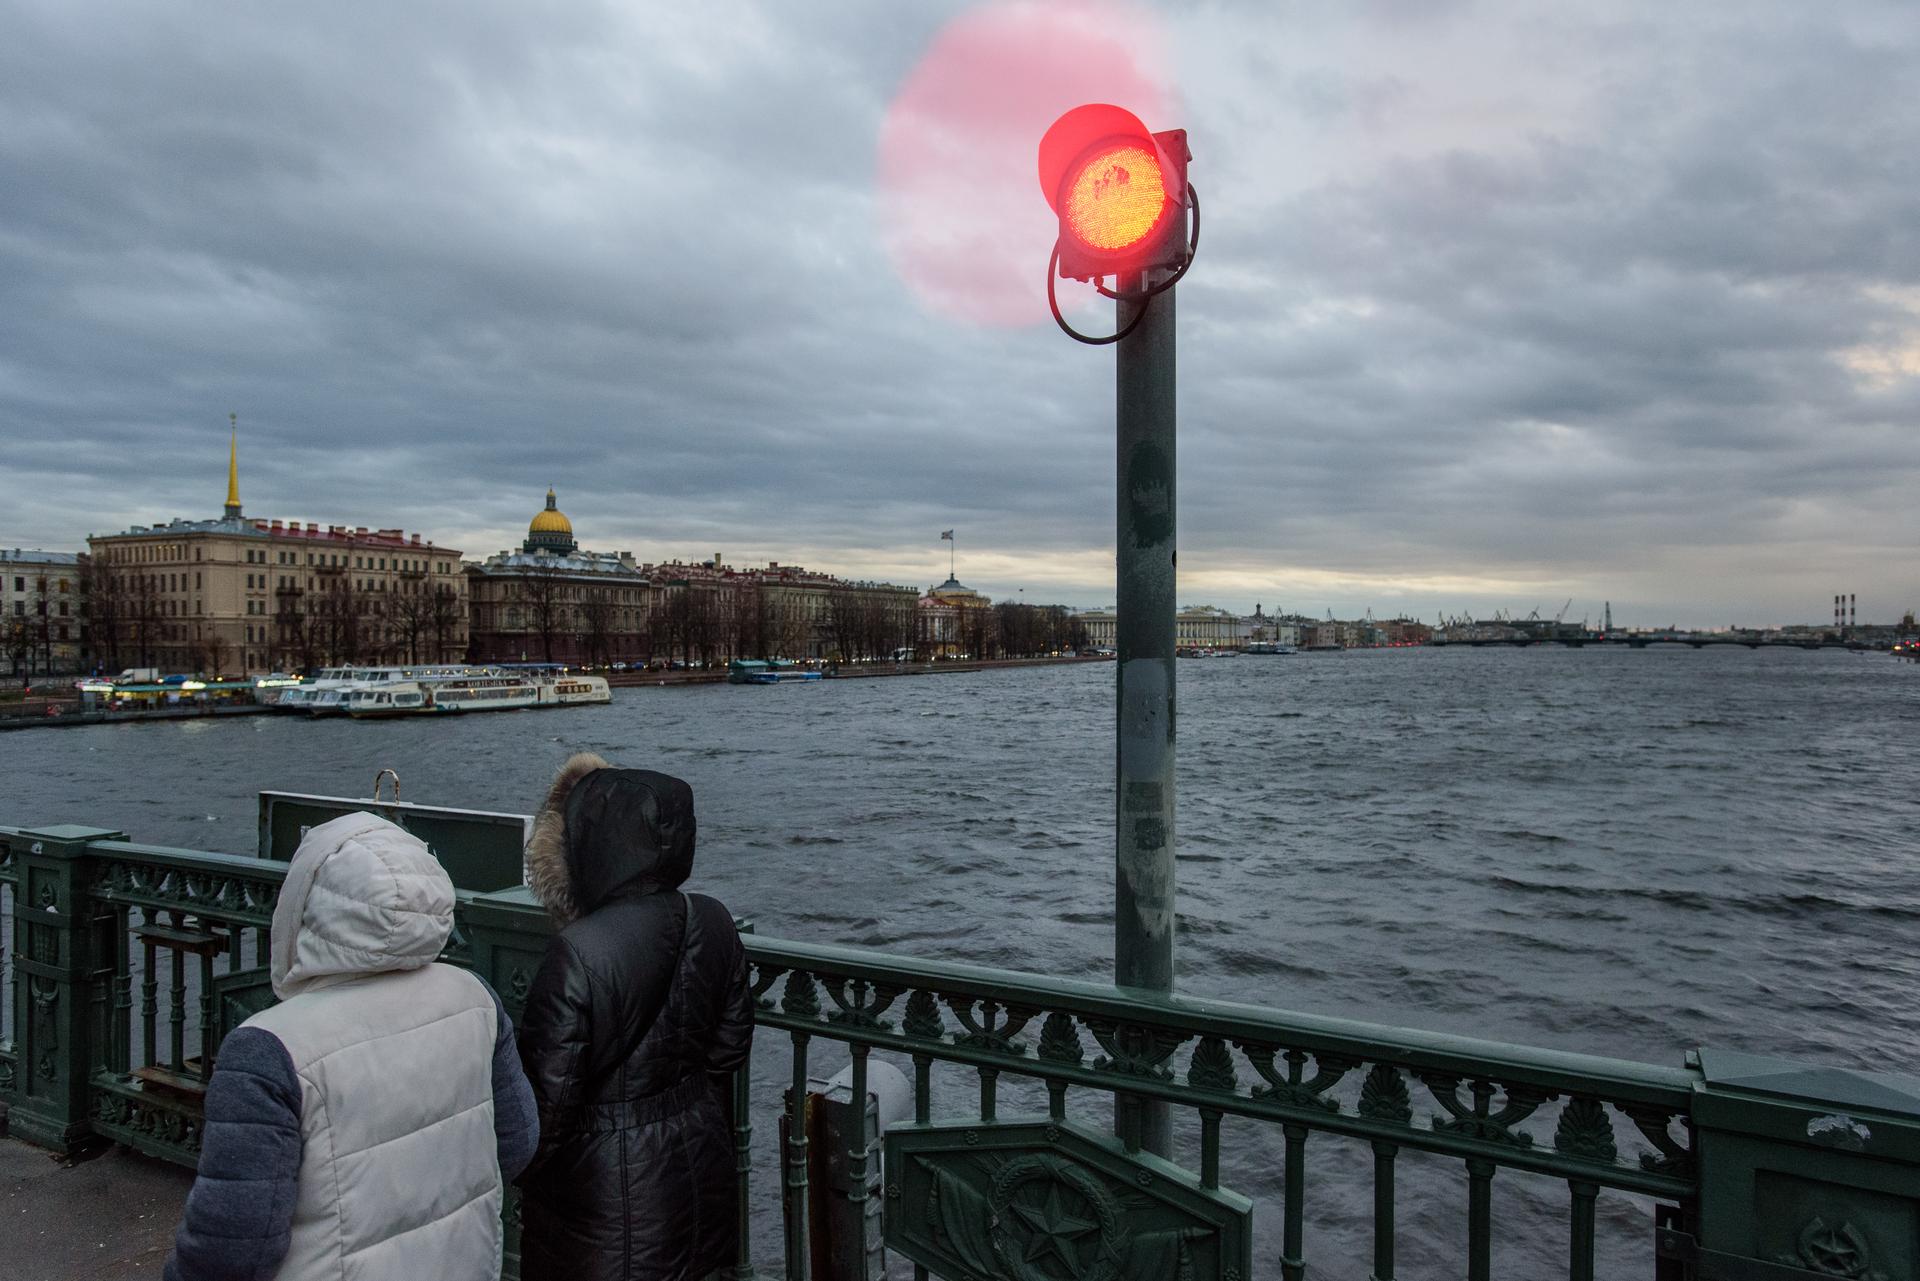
[340,669,610,717]
[342,683,432,717]
[425,673,541,712]
[536,673,612,705]
[298,664,512,716]
[728,659,823,685]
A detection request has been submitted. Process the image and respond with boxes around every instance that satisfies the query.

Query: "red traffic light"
[1039,104,1188,281]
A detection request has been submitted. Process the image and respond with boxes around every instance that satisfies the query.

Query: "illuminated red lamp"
[1038,104,1189,282]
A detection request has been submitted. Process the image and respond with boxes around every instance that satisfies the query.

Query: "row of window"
[104,543,194,563]
[101,542,454,574]
[8,576,71,593]
[8,616,78,638]
[10,601,72,616]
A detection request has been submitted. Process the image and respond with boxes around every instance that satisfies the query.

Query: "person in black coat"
[517,752,753,1281]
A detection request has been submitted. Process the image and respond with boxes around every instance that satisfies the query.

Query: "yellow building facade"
[87,436,465,674]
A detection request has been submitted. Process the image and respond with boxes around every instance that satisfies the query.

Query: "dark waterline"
[6,646,1916,1277]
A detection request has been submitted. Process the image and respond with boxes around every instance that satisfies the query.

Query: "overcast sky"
[2,1,1915,627]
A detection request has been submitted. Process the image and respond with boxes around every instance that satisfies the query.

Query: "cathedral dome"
[530,488,573,536]
[524,488,578,554]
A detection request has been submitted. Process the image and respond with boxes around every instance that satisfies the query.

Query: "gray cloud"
[1,0,1915,627]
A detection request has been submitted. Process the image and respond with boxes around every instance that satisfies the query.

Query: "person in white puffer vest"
[165,811,538,1281]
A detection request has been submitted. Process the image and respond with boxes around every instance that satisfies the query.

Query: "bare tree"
[823,587,855,661]
[579,591,616,667]
[516,561,566,662]
[29,573,53,674]
[4,616,32,686]
[315,581,360,665]
[736,583,773,660]
[275,586,313,672]
[684,587,718,665]
[190,624,230,677]
[767,590,810,660]
[127,572,162,668]
[390,583,434,664]
[430,585,463,662]
[361,590,394,664]
[961,605,996,660]
[81,556,120,673]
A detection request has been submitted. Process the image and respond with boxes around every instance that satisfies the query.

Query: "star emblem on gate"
[1008,1182,1102,1275]
[989,1155,1124,1281]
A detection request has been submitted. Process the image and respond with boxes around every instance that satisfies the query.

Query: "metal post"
[1114,263,1177,1157]
[7,826,121,1154]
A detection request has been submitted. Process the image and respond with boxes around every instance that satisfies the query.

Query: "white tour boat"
[298,665,505,716]
[340,669,610,718]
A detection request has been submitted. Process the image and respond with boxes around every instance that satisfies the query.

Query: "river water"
[5,647,1917,1276]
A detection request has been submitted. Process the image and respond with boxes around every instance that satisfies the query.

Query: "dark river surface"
[5,646,1917,1277]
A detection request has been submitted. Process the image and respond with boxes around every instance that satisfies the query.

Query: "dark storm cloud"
[1,1,1914,625]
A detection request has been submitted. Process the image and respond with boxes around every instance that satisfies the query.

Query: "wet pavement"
[0,1130,190,1280]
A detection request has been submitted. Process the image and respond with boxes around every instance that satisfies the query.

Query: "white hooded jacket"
[166,811,535,1281]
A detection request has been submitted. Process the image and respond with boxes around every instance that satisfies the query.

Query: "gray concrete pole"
[1114,265,1176,1157]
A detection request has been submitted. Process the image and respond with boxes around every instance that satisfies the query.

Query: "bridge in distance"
[1430,630,1883,650]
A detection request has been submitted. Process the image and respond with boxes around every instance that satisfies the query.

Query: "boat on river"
[1244,641,1298,655]
[728,659,823,685]
[283,664,503,715]
[342,670,611,718]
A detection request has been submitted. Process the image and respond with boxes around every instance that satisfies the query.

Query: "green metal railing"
[5,824,1919,1280]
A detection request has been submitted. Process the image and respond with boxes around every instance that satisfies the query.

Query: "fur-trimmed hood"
[526,752,697,926]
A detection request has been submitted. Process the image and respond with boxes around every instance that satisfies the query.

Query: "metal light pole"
[1113,257,1178,1158]
[1039,105,1192,1159]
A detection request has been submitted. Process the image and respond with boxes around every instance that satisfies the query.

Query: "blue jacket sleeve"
[163,1027,303,1281]
[483,981,541,1182]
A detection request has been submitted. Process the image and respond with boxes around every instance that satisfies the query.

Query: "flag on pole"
[940,530,954,540]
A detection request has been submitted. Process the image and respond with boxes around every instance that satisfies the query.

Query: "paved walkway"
[0,1134,191,1280]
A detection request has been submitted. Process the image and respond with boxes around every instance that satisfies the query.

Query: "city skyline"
[25,450,1907,631]
[2,3,1916,628]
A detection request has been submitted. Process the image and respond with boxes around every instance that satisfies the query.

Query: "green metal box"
[256,792,530,893]
[1689,1048,1920,1280]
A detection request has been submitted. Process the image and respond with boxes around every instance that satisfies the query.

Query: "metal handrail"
[746,933,1697,1108]
[37,829,1920,1281]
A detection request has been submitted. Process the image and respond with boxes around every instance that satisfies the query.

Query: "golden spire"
[224,412,242,519]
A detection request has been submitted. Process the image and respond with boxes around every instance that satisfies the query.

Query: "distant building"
[87,434,465,674]
[1,548,87,675]
[1073,605,1272,651]
[920,575,994,658]
[466,490,651,665]
[728,563,916,661]
[572,550,916,665]
[1302,622,1342,649]
[1075,607,1116,650]
[1247,606,1304,647]
[1377,617,1433,646]
[1176,605,1244,649]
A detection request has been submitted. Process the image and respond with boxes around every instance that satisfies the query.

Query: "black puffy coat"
[517,754,753,1281]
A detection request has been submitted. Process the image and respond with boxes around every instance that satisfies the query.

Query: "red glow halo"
[1037,103,1154,213]
[877,1,1174,328]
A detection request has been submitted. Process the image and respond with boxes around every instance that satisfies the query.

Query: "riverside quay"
[2,799,1917,1281]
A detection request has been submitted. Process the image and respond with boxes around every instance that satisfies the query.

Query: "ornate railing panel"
[6,825,1920,1281]
[743,934,1697,1281]
[0,828,17,1105]
[78,841,289,1163]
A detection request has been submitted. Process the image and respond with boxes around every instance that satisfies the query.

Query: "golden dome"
[530,488,573,535]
